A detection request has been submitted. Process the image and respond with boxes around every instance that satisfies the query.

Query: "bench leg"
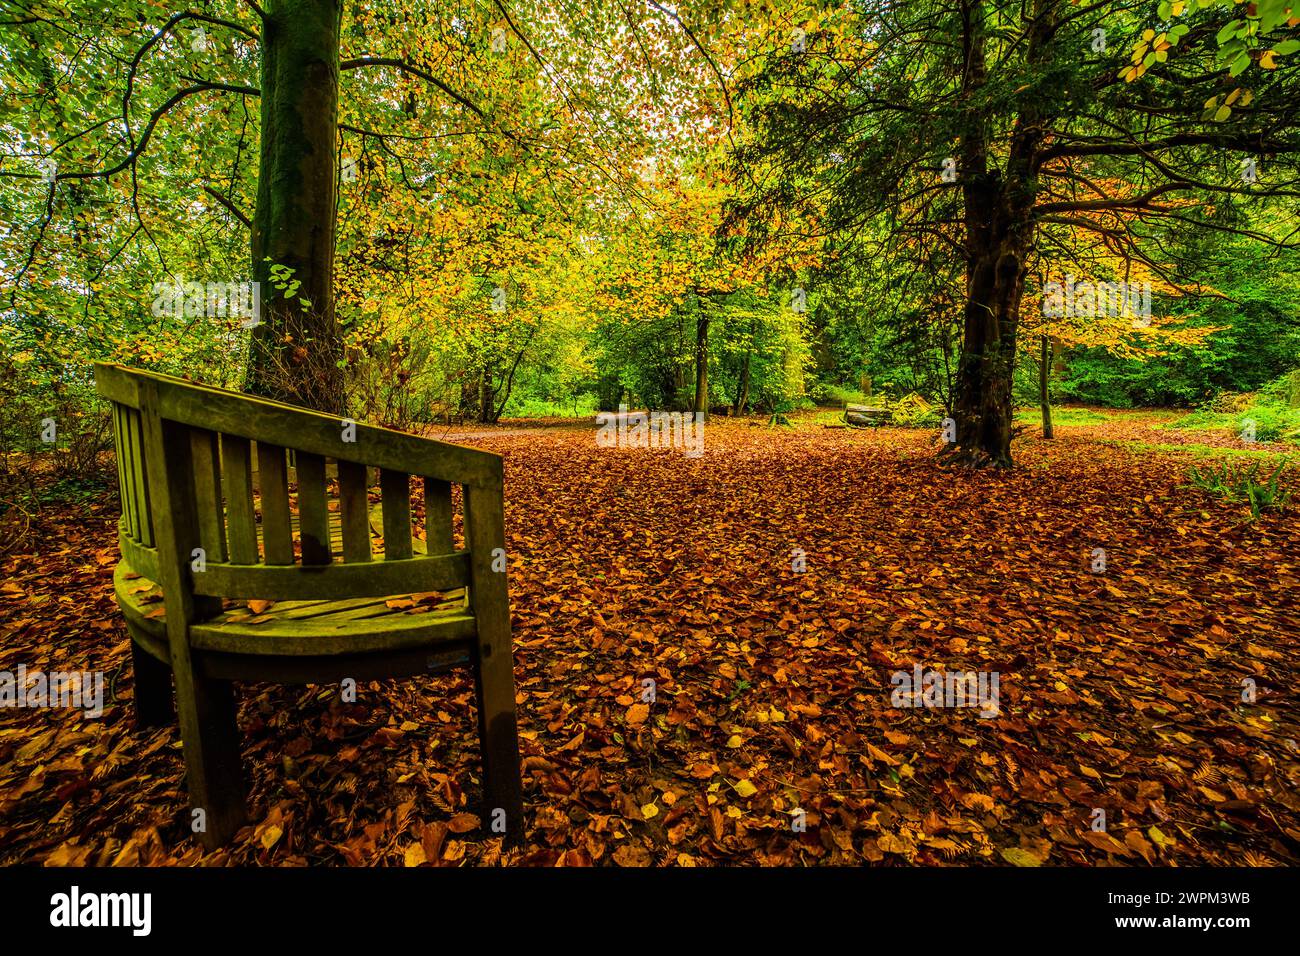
[127,630,174,728]
[174,666,247,849]
[473,648,524,846]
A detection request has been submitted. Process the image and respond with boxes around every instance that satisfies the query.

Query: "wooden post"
[127,625,174,727]
[464,477,524,845]
[137,379,247,849]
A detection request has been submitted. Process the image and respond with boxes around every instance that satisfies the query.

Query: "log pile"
[845,403,892,427]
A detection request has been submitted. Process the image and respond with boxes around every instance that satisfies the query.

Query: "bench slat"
[267,596,392,621]
[190,428,228,563]
[112,404,135,539]
[268,590,465,622]
[191,551,471,601]
[296,452,332,566]
[222,434,259,564]
[126,407,154,546]
[257,442,294,565]
[425,477,455,554]
[190,612,478,656]
[94,362,502,489]
[337,459,371,563]
[380,469,413,560]
[120,404,142,541]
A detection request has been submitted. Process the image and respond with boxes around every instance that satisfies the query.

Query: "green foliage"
[888,401,943,429]
[1013,356,1052,407]
[1014,407,1111,426]
[1165,370,1300,444]
[0,355,112,473]
[1186,458,1292,520]
[807,247,960,411]
[1135,0,1299,108]
[503,395,599,419]
[1059,348,1211,407]
[807,382,867,406]
[1,0,1298,459]
[43,474,113,505]
[1263,367,1300,406]
[1238,403,1300,443]
[1058,241,1300,408]
[266,262,305,307]
[589,288,810,415]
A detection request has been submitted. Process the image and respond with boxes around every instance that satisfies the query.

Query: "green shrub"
[808,382,867,406]
[1164,408,1237,431]
[889,398,944,429]
[1186,459,1291,521]
[1260,368,1300,406]
[1237,370,1300,443]
[1168,371,1300,445]
[502,395,598,419]
[1236,405,1297,443]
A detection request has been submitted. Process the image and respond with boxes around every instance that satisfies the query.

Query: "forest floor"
[2,407,1297,866]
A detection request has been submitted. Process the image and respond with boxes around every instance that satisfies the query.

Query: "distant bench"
[94,363,523,848]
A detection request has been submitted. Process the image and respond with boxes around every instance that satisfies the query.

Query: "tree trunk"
[951,242,1024,467]
[245,0,344,414]
[1040,333,1054,439]
[596,374,622,412]
[693,311,709,420]
[460,376,480,421]
[734,347,752,416]
[948,0,1053,468]
[478,366,496,424]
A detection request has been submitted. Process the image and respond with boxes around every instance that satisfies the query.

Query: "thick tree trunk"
[951,243,1024,467]
[693,311,709,420]
[1040,333,1054,439]
[245,0,344,414]
[947,0,1053,468]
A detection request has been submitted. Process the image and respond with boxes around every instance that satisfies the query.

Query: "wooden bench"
[94,363,523,849]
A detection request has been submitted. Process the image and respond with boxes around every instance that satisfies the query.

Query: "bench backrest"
[93,363,506,612]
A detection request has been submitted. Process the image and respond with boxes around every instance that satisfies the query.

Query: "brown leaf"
[612,844,652,867]
[447,813,479,834]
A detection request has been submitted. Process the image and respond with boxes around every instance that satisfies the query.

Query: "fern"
[1187,459,1291,521]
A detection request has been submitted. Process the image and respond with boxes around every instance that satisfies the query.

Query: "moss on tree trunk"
[245,0,344,415]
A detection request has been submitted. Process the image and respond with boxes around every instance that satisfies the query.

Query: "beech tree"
[732,0,1300,465]
[246,0,343,412]
[0,0,592,413]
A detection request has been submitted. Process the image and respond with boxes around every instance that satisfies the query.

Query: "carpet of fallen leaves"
[2,409,1298,866]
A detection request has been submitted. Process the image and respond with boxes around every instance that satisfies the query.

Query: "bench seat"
[115,562,478,657]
